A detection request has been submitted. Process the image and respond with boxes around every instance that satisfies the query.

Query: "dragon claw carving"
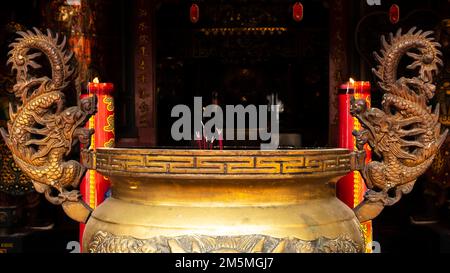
[1,28,97,223]
[352,28,448,223]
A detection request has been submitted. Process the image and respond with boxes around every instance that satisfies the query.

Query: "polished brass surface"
[82,148,364,253]
[351,28,448,222]
[0,28,96,223]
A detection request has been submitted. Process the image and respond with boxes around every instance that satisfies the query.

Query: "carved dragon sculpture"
[0,28,96,223]
[352,28,448,223]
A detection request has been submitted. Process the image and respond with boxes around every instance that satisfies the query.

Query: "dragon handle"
[352,28,448,223]
[1,28,97,223]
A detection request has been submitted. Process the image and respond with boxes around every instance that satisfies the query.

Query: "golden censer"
[1,27,447,253]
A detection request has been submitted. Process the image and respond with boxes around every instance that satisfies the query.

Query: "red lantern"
[389,4,400,24]
[292,2,303,22]
[190,4,199,24]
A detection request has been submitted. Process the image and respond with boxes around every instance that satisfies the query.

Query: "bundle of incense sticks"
[195,124,223,150]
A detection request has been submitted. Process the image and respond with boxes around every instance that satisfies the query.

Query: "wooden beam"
[329,0,351,147]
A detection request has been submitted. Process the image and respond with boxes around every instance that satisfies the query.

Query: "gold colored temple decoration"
[88,231,361,253]
[351,28,448,222]
[103,96,114,112]
[84,148,366,253]
[0,28,97,223]
[95,148,354,177]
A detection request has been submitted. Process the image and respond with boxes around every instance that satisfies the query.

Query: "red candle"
[337,79,373,252]
[337,80,354,152]
[92,82,115,148]
[79,92,95,249]
[352,81,372,208]
[79,79,115,249]
[337,79,371,207]
[91,80,114,207]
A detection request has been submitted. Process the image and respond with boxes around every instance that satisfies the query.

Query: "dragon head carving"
[0,28,96,223]
[352,28,448,223]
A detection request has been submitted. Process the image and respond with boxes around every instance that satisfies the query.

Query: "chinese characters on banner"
[135,0,155,132]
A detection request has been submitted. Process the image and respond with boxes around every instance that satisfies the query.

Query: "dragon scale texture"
[0,28,96,221]
[352,28,448,222]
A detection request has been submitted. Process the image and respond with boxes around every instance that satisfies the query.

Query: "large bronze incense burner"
[86,148,364,253]
[1,27,447,253]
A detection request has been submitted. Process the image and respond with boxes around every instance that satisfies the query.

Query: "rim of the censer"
[95,148,354,179]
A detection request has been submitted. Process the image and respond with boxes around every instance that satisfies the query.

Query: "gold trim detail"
[95,149,353,177]
[103,96,114,112]
[103,115,114,133]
